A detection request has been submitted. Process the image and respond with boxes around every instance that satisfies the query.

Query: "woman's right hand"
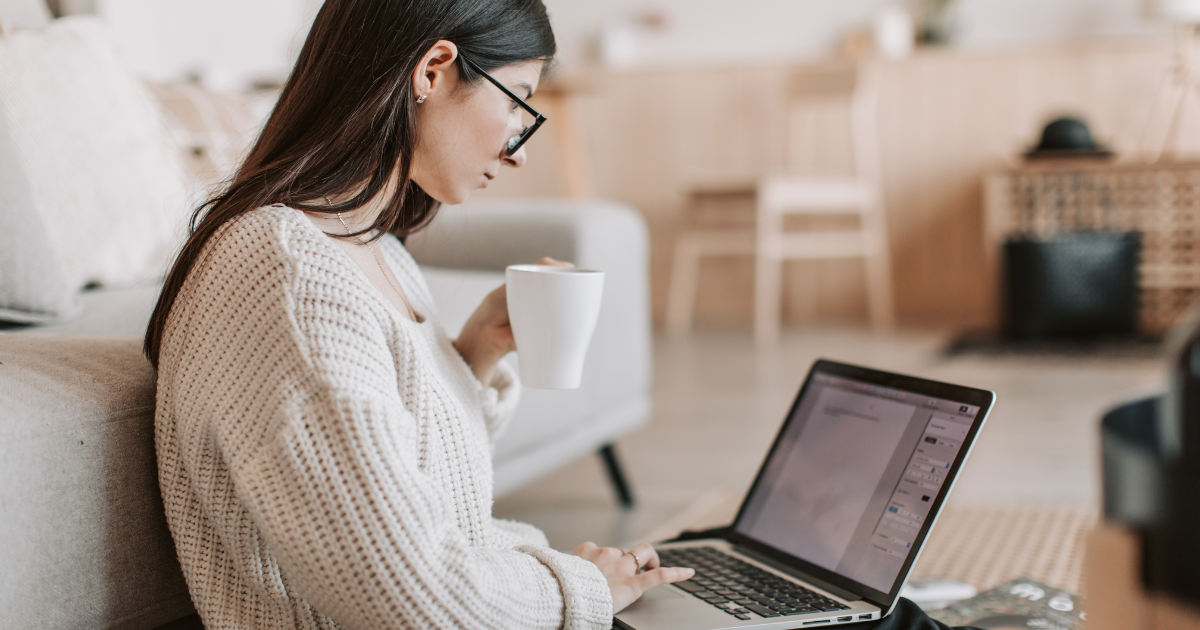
[573,541,695,613]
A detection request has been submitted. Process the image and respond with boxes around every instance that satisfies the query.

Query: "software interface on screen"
[734,372,979,593]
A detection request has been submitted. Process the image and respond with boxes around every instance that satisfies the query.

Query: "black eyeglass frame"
[460,56,547,156]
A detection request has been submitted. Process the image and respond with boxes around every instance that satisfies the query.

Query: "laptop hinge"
[732,547,861,602]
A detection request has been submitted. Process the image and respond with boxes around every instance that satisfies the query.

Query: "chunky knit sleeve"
[163,210,612,630]
[491,517,552,548]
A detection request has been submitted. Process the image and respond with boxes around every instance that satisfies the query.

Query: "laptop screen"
[732,364,988,597]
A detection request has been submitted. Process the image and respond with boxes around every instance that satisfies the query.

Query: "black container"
[1145,303,1200,606]
[1142,470,1200,609]
[1004,232,1139,339]
[1100,302,1200,607]
[1101,396,1200,607]
[1100,396,1166,526]
[1164,302,1200,472]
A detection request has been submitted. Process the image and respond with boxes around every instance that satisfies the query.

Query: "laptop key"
[674,581,705,593]
[734,614,751,620]
[745,604,782,618]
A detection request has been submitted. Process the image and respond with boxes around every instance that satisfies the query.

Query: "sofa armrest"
[407,199,653,476]
[405,199,647,275]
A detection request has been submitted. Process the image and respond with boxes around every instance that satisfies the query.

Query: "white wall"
[84,0,1174,88]
[544,0,1173,70]
[93,0,318,89]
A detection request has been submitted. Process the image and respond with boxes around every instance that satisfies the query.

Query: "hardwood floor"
[492,326,1162,552]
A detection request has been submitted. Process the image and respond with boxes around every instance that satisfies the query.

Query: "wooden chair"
[665,62,894,343]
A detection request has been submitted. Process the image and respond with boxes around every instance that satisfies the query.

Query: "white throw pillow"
[0,16,191,323]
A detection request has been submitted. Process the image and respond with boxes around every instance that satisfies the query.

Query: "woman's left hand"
[454,257,572,385]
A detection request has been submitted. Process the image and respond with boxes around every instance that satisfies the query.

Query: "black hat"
[1025,117,1113,159]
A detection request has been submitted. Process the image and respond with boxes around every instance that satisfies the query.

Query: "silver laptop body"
[615,359,995,630]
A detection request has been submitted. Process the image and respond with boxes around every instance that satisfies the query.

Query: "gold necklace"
[335,211,419,321]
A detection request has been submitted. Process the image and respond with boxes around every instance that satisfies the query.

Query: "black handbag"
[1003,231,1140,338]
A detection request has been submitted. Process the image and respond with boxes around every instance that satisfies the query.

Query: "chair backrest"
[781,62,882,188]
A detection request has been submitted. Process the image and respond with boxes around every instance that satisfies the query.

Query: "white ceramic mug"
[506,264,605,389]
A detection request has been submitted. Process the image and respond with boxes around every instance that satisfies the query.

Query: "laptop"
[615,359,995,630]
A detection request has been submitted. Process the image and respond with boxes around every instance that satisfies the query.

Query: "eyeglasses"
[460,56,547,157]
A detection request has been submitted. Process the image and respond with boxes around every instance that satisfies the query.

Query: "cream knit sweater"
[155,205,613,629]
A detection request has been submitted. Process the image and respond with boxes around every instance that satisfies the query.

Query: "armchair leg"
[598,443,635,509]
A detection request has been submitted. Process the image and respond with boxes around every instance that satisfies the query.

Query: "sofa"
[0,12,653,630]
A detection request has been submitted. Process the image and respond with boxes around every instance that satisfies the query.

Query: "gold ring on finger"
[626,550,642,572]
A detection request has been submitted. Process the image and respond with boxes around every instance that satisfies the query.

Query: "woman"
[146,0,689,627]
[146,0,975,627]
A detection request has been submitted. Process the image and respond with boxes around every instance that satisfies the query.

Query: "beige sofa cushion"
[0,336,195,630]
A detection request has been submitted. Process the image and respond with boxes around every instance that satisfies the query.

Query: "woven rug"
[641,489,1098,593]
[907,506,1097,593]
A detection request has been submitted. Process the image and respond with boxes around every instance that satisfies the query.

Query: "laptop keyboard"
[658,547,852,621]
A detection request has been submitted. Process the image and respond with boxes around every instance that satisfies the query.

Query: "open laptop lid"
[727,359,995,612]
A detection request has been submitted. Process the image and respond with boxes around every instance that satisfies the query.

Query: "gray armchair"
[408,199,653,500]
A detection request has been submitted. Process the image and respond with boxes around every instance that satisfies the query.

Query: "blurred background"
[11,0,1196,330]
[7,0,1200,616]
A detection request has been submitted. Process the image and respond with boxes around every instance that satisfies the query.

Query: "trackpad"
[639,585,686,601]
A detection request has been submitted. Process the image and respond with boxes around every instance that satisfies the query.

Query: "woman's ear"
[411,40,459,102]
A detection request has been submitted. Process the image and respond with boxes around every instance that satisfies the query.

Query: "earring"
[416,94,427,104]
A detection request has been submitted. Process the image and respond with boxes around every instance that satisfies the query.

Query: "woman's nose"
[502,145,527,168]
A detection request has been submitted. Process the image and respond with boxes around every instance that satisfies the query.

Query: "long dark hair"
[144,0,555,368]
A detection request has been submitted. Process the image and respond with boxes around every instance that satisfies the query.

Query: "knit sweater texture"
[155,205,613,629]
